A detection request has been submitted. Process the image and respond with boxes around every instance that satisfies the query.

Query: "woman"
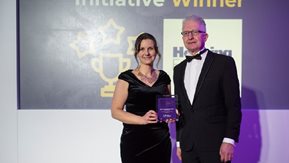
[111,33,172,163]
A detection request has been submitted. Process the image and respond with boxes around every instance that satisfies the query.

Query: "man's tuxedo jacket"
[174,50,242,151]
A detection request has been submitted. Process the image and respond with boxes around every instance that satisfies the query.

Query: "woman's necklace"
[136,67,157,84]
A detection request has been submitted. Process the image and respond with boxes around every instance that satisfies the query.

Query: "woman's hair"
[134,32,161,66]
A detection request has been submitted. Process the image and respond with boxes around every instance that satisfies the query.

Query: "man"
[174,15,242,163]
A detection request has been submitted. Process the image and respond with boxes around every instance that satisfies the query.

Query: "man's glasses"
[181,30,206,37]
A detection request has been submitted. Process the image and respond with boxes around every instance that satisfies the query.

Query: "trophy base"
[101,86,115,97]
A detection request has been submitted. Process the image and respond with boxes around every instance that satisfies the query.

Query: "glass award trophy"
[157,95,178,121]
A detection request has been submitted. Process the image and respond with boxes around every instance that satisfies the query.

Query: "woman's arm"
[111,79,157,125]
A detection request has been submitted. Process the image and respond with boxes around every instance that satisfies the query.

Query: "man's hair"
[182,15,207,32]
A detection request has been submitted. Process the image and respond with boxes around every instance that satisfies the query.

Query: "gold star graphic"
[98,18,125,45]
[69,31,97,58]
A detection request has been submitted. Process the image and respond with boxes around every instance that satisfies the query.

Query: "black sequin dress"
[118,70,172,163]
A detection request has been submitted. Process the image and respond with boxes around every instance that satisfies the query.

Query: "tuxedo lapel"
[178,61,192,107]
[193,51,215,104]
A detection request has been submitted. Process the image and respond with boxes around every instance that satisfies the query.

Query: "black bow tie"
[185,49,207,62]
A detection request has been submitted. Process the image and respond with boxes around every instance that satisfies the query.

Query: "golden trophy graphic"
[91,53,131,97]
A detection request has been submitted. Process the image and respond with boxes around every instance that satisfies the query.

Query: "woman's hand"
[142,110,158,124]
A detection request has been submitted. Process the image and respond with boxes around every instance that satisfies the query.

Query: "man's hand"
[176,147,182,160]
[219,143,234,162]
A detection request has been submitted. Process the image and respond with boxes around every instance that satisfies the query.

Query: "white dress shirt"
[184,50,207,104]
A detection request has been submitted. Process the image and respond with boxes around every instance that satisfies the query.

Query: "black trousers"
[182,148,231,163]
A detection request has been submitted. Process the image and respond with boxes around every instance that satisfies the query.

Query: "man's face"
[182,20,208,54]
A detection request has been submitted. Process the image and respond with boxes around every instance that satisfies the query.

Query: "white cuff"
[223,137,235,146]
[176,141,180,147]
